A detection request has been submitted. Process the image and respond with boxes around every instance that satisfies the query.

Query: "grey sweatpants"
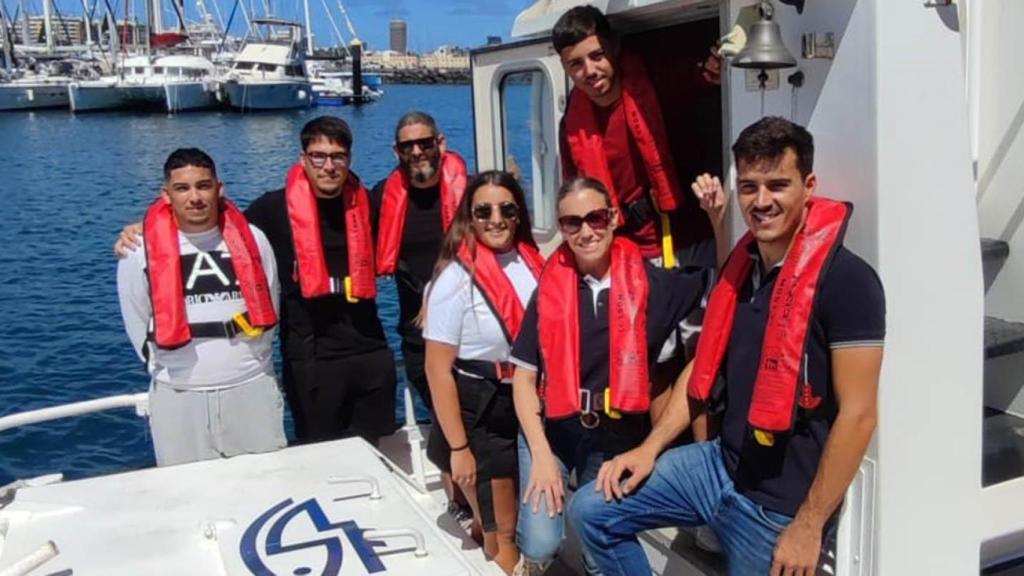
[148,373,287,467]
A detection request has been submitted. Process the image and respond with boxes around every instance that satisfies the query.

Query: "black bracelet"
[450,441,470,452]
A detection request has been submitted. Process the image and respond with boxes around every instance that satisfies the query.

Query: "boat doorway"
[471,13,725,257]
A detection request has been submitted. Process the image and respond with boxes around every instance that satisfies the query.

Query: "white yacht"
[221,18,313,111]
[311,70,384,106]
[1,1,1023,574]
[68,53,220,113]
[0,73,71,111]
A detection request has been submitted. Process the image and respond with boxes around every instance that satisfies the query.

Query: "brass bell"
[732,0,797,70]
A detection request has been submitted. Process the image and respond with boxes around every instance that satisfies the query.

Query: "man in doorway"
[569,117,886,576]
[554,5,727,268]
[117,148,286,466]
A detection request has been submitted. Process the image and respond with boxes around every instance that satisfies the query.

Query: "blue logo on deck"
[240,498,387,575]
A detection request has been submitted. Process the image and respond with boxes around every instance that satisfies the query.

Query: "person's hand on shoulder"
[114,222,143,257]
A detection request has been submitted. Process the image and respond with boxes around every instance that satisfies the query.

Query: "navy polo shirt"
[718,243,885,517]
[511,262,709,454]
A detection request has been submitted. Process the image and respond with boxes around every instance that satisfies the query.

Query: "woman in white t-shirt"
[424,170,545,573]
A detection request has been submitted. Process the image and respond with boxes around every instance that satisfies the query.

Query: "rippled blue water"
[0,85,496,484]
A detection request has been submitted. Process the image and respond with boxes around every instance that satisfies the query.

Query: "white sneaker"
[512,556,548,576]
[694,524,723,554]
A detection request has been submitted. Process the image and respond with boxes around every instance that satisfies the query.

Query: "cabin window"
[153,67,165,74]
[258,63,277,72]
[235,62,255,70]
[498,69,555,235]
[133,67,144,74]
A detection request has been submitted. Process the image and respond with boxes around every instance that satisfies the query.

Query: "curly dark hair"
[163,148,216,181]
[732,116,814,177]
[552,5,613,54]
[300,115,353,151]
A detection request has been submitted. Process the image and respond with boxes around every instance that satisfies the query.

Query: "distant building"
[420,46,469,70]
[389,19,407,54]
[486,35,501,46]
[13,16,87,45]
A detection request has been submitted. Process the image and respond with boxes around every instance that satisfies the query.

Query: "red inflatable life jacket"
[143,198,277,349]
[688,198,851,441]
[455,239,545,343]
[538,237,650,419]
[563,50,682,216]
[377,151,468,275]
[285,162,376,300]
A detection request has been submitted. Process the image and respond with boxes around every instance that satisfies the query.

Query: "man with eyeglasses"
[115,116,396,447]
[369,110,472,532]
[242,115,395,445]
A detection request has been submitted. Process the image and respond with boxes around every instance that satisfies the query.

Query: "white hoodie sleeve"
[116,244,152,362]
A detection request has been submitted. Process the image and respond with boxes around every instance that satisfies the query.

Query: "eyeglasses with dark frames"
[557,208,613,234]
[396,137,438,156]
[472,202,520,222]
[305,151,350,169]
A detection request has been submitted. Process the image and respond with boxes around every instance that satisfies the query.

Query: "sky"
[7,0,537,53]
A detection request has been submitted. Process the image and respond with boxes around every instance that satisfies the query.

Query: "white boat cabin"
[470,1,1024,574]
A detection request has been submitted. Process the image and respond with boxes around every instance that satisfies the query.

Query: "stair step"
[985,316,1024,359]
[983,407,1024,488]
[982,238,1010,262]
[982,238,1010,291]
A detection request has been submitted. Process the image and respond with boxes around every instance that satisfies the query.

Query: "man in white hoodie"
[117,148,286,466]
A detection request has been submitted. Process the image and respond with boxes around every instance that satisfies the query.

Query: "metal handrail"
[0,393,149,434]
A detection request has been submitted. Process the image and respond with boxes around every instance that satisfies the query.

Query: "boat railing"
[0,384,437,490]
[0,393,149,435]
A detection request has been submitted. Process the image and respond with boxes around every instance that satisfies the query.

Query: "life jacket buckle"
[344,276,359,303]
[232,312,264,338]
[603,388,622,420]
[753,429,775,447]
[495,361,515,381]
[579,389,600,429]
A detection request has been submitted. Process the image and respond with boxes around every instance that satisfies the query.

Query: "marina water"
[0,84,510,484]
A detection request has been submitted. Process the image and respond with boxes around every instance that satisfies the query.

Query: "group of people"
[114,6,884,576]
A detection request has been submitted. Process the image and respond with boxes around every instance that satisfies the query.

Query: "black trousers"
[282,348,397,445]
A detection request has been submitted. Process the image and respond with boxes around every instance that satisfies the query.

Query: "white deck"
[0,438,502,575]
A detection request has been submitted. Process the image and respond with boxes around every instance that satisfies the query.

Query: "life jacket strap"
[454,359,516,382]
[151,312,262,340]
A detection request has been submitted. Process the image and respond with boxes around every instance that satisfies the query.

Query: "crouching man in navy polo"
[117,148,286,466]
[569,117,886,576]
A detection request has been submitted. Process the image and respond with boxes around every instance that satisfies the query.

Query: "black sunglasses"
[396,137,437,155]
[557,208,613,234]
[472,202,520,222]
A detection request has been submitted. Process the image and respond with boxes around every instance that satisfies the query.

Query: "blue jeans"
[568,440,794,576]
[516,432,607,573]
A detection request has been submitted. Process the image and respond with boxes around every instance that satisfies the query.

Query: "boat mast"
[42,0,54,53]
[80,0,94,54]
[19,0,30,48]
[0,2,11,70]
[302,0,312,55]
[150,0,162,42]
